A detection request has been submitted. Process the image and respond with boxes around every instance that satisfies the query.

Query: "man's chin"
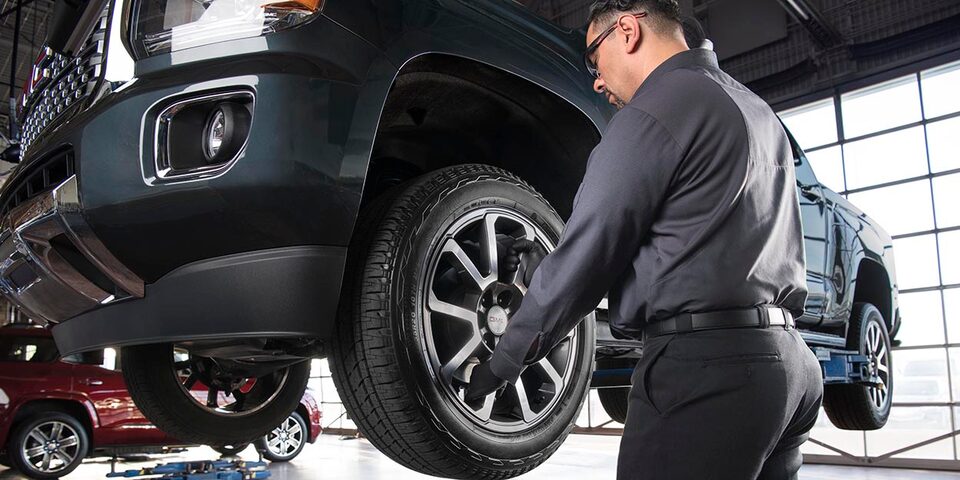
[606,92,627,110]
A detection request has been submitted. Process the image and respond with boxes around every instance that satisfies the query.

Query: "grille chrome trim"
[0,175,144,324]
[18,7,110,160]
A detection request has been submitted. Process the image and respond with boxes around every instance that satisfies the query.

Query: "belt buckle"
[767,307,787,328]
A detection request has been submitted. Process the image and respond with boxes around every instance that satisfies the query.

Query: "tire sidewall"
[10,413,88,479]
[386,170,596,460]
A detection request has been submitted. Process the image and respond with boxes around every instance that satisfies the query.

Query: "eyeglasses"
[583,12,647,79]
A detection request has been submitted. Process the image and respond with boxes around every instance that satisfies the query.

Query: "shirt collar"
[630,48,719,101]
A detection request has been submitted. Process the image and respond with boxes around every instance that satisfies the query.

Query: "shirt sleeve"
[489,108,684,384]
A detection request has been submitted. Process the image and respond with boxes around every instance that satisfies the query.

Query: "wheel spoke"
[59,435,78,448]
[268,437,281,448]
[56,450,75,464]
[513,380,537,423]
[41,452,51,471]
[428,290,477,324]
[29,430,48,444]
[288,423,302,436]
[536,358,563,388]
[475,392,497,422]
[442,238,488,289]
[25,445,45,458]
[442,334,482,382]
[482,213,499,279]
[50,423,63,441]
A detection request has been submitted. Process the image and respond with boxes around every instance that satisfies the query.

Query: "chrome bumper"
[0,176,143,324]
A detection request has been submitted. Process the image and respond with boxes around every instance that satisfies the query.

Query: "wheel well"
[363,54,601,220]
[853,259,894,332]
[9,400,94,442]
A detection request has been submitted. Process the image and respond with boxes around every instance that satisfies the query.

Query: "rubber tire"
[121,343,311,445]
[330,164,596,479]
[255,411,308,462]
[212,444,250,456]
[594,358,633,424]
[822,302,892,430]
[7,412,88,480]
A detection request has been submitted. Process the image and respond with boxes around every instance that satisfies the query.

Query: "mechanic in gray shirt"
[465,1,823,478]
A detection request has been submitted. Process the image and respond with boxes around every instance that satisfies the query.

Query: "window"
[938,230,960,285]
[925,117,960,173]
[0,335,58,362]
[847,180,934,236]
[843,127,927,190]
[932,174,960,228]
[891,234,940,290]
[921,60,960,119]
[896,291,945,347]
[804,146,844,192]
[779,98,837,149]
[841,76,922,138]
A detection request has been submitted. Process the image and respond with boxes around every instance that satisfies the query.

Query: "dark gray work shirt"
[489,48,808,384]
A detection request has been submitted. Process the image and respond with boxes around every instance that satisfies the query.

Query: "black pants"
[617,326,823,480]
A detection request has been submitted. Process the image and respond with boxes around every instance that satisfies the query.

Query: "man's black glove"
[503,239,546,285]
[464,361,507,403]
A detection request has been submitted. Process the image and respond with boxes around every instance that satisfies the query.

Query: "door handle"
[800,184,823,202]
[80,378,103,386]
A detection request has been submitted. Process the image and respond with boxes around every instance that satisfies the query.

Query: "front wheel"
[331,164,596,479]
[7,412,88,479]
[122,343,310,445]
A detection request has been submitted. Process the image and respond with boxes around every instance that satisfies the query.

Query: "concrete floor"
[1,434,958,479]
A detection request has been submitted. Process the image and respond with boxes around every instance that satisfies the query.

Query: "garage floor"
[2,434,958,479]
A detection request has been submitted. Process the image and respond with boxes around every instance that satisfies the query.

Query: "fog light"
[201,102,251,165]
[205,109,226,160]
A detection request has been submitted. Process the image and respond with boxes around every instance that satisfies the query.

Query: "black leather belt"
[643,307,795,340]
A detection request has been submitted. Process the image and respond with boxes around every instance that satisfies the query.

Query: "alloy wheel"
[421,207,578,433]
[865,320,891,409]
[20,421,81,474]
[173,349,291,418]
[264,415,303,458]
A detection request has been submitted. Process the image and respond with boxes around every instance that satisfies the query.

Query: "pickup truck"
[0,1,899,478]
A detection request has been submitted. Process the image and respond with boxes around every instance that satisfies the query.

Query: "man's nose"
[593,77,606,94]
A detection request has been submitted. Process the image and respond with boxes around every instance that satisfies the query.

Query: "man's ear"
[619,15,643,53]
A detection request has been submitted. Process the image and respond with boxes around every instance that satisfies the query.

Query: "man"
[465,1,823,478]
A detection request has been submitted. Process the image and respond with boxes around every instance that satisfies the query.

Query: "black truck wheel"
[330,164,596,479]
[8,412,88,479]
[122,343,310,445]
[595,358,634,424]
[823,302,892,430]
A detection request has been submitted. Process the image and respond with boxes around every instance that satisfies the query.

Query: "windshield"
[0,336,59,363]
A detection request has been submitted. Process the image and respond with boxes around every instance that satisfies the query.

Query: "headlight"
[128,0,324,58]
[0,388,9,406]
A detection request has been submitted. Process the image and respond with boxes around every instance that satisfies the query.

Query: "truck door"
[791,140,831,326]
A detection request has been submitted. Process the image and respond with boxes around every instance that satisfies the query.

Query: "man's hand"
[464,361,507,403]
[503,239,546,285]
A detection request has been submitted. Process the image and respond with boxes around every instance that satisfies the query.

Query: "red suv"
[0,325,321,479]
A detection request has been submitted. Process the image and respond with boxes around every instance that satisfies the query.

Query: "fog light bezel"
[153,90,254,182]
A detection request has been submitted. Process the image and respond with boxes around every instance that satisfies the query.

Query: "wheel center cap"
[486,306,509,336]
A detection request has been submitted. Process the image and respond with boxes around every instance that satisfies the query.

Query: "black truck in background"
[0,1,899,478]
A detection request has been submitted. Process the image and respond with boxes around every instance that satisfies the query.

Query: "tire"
[212,444,250,456]
[822,302,892,430]
[595,358,633,424]
[122,343,311,445]
[7,412,88,479]
[255,411,308,462]
[330,164,596,479]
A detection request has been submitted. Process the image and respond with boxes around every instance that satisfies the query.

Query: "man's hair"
[588,0,682,36]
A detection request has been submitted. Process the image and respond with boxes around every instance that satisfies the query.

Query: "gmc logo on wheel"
[17,46,55,118]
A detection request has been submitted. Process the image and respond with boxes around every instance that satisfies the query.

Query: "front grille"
[0,149,76,218]
[18,7,109,160]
